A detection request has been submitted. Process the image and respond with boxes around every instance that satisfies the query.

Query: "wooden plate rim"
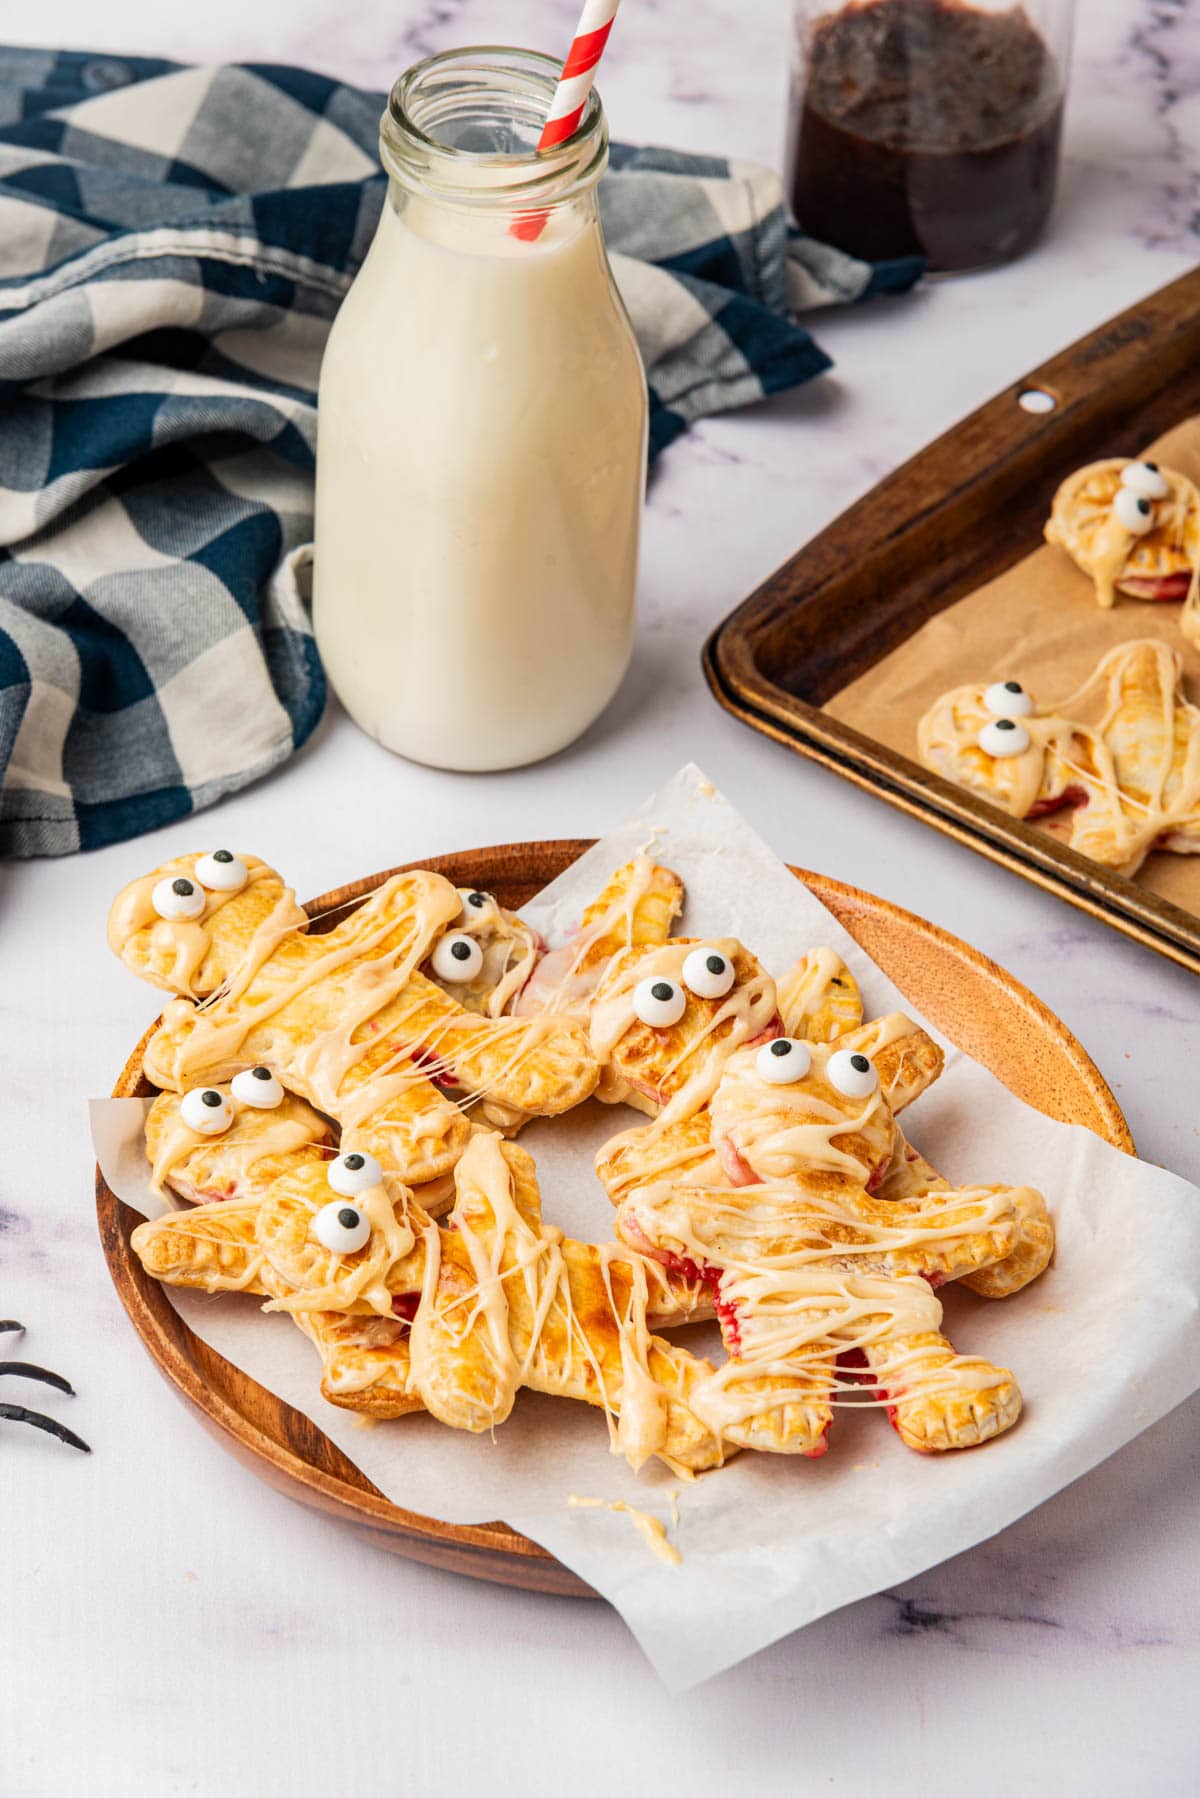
[95,839,1132,1591]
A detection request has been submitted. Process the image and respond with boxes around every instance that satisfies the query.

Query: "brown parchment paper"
[825,416,1200,917]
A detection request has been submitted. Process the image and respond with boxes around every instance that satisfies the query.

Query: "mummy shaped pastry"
[919,640,1200,876]
[1045,458,1200,627]
[608,1012,1053,1456]
[132,1123,734,1472]
[109,855,601,1186]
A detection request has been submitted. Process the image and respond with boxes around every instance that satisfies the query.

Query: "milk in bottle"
[313,49,648,771]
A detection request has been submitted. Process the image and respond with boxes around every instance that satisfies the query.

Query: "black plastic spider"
[1,1321,90,1451]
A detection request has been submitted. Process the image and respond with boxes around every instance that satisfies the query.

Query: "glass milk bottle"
[313,48,648,771]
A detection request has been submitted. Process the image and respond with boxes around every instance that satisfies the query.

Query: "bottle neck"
[380,45,608,243]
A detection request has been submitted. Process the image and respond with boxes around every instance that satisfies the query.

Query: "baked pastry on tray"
[111,847,1054,1473]
[918,639,1200,876]
[1045,457,1200,619]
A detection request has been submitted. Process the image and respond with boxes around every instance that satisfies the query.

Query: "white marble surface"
[3,1,1199,1793]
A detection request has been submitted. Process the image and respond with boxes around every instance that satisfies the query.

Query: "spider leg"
[0,1402,91,1453]
[0,1361,75,1395]
[1,1324,89,1449]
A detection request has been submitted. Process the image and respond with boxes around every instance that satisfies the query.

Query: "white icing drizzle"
[920,640,1200,874]
[777,947,844,1036]
[622,1173,1018,1440]
[139,870,594,1187]
[108,854,287,997]
[567,1494,681,1566]
[590,939,778,1131]
[1046,459,1200,614]
[158,873,458,1082]
[519,852,671,1017]
[403,1133,724,1473]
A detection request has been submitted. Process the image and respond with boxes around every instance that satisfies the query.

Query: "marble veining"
[884,1595,1067,1640]
[2,1,1199,1793]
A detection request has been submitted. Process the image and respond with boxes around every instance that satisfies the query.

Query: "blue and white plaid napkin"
[0,47,921,857]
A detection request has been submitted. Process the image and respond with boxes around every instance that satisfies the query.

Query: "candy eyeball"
[682,948,736,1000]
[180,1087,234,1134]
[432,934,485,982]
[978,717,1031,758]
[152,875,206,921]
[195,850,248,893]
[1120,460,1169,502]
[327,1150,384,1197]
[755,1037,812,1085]
[461,889,493,914]
[312,1200,371,1255]
[1113,486,1156,535]
[633,977,687,1028]
[826,1049,879,1099]
[983,680,1034,720]
[231,1066,283,1109]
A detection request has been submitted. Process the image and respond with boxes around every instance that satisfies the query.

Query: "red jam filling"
[1026,784,1088,820]
[1118,572,1192,602]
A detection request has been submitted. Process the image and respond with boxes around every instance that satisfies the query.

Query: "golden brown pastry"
[422,887,541,1017]
[588,935,778,1117]
[613,1020,1047,1455]
[133,1128,734,1473]
[115,849,1053,1481]
[918,640,1200,876]
[112,857,600,1184]
[776,948,862,1043]
[516,853,685,1016]
[1045,457,1200,615]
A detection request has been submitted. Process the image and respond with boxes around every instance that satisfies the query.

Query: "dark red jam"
[788,0,1064,271]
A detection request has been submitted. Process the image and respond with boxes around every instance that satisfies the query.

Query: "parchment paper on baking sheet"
[91,765,1200,1691]
[825,417,1200,917]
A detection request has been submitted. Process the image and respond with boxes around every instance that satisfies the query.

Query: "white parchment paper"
[91,766,1200,1690]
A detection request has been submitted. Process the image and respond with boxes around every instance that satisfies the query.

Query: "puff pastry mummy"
[141,1081,463,1417]
[919,640,1200,875]
[611,1019,1050,1456]
[1045,458,1200,622]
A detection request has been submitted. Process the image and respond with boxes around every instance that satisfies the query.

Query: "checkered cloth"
[0,46,921,857]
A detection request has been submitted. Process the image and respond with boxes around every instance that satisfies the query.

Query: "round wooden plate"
[96,840,1133,1599]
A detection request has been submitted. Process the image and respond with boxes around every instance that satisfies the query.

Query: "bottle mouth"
[382,46,608,207]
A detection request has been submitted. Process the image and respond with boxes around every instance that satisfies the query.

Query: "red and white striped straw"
[536,0,621,150]
[511,0,621,241]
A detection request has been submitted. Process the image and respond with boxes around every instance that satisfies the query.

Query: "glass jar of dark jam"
[785,0,1073,271]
